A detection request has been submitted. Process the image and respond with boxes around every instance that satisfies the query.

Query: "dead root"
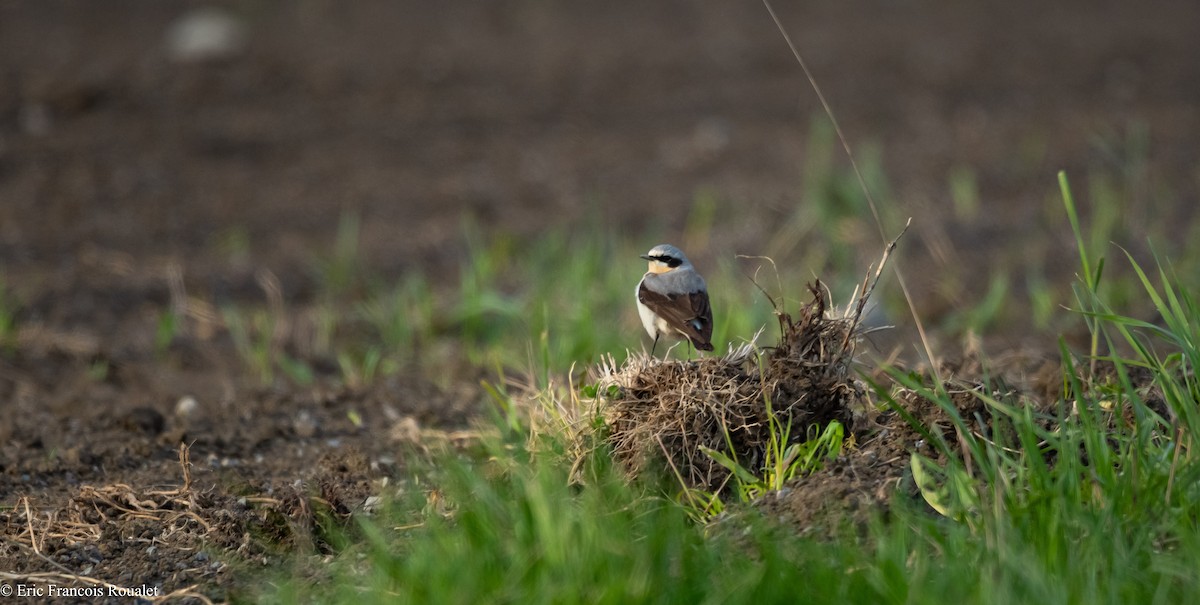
[5,444,207,553]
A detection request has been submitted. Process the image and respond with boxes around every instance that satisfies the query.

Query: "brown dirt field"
[1,1,1198,601]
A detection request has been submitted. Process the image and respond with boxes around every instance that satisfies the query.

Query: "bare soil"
[1,1,1198,601]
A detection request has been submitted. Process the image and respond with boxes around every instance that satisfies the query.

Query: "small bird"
[636,244,714,356]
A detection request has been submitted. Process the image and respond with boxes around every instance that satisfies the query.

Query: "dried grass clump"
[599,283,864,493]
[598,229,905,493]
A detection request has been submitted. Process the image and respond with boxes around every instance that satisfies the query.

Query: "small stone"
[19,103,52,136]
[362,495,382,514]
[389,416,421,445]
[175,395,199,418]
[293,410,317,438]
[165,7,248,63]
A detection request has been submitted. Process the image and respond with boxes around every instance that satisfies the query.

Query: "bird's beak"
[639,254,653,261]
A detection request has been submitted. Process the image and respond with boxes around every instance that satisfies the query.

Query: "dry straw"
[1,444,215,604]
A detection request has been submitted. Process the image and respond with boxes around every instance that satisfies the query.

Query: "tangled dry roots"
[599,281,866,494]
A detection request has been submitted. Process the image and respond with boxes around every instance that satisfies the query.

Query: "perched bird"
[636,244,714,356]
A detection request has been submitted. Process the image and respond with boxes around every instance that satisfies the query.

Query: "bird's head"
[640,244,690,274]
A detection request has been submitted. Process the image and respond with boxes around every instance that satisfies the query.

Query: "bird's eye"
[666,258,682,268]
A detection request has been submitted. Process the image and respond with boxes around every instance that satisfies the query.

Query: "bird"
[635,243,714,356]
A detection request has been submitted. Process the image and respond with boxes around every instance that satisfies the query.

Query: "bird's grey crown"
[642,243,689,265]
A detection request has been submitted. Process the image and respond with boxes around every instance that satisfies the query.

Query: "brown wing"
[638,283,715,351]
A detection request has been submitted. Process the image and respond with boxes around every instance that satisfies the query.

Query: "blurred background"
[4,3,1199,595]
[1,0,1198,376]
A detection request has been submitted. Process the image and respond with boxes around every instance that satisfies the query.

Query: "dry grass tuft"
[1,444,216,604]
[597,228,905,493]
[598,281,866,493]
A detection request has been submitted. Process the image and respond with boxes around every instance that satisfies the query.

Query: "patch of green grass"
[262,434,879,605]
[211,224,252,266]
[0,278,19,354]
[943,269,1011,335]
[221,304,276,384]
[1025,262,1056,330]
[948,164,980,221]
[87,357,110,382]
[873,173,1200,602]
[337,345,389,390]
[221,304,314,386]
[312,211,371,300]
[876,293,1199,604]
[356,274,436,362]
[699,416,843,514]
[155,307,180,355]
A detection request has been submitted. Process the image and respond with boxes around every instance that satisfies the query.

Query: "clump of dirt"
[754,347,1178,537]
[751,380,972,536]
[598,230,905,494]
[599,280,870,494]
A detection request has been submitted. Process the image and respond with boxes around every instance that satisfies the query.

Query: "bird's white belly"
[636,281,677,340]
